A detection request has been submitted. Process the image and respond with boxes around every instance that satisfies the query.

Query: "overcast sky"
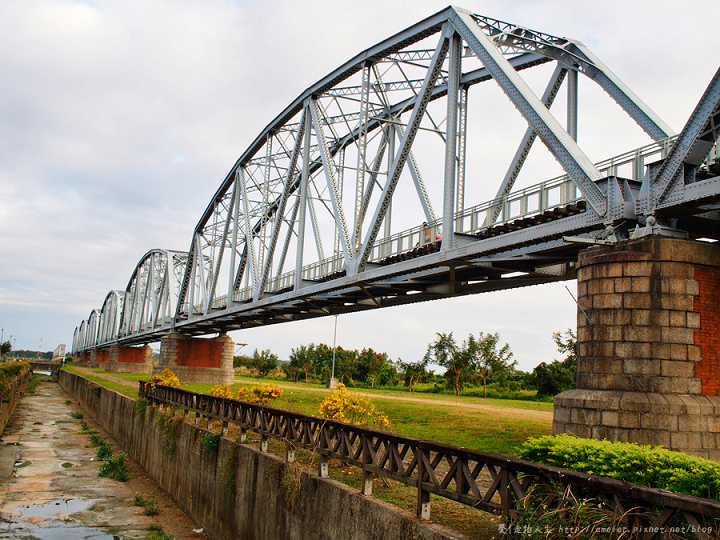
[1,0,718,370]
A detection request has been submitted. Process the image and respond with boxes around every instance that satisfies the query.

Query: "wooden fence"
[140,382,720,539]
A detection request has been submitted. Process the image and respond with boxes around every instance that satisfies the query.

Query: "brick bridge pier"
[554,236,720,459]
[75,334,234,386]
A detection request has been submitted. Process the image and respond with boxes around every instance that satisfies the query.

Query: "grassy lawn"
[66,368,552,457]
[64,366,139,399]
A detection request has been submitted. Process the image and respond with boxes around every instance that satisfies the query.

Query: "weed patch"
[155,411,183,456]
[135,398,148,421]
[27,375,42,393]
[133,493,159,516]
[218,443,238,493]
[200,432,221,455]
[147,524,173,540]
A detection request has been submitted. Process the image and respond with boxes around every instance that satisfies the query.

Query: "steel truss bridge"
[73,6,720,353]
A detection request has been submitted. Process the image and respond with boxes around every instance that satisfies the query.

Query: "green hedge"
[520,434,720,500]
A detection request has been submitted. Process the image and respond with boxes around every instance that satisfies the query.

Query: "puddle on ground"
[0,499,126,540]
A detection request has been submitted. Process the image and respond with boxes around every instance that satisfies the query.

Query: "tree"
[395,356,430,392]
[251,348,278,378]
[529,329,577,397]
[474,332,515,398]
[0,341,11,356]
[289,344,315,382]
[425,332,473,396]
[357,348,388,388]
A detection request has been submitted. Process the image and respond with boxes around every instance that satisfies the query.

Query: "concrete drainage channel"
[0,378,202,540]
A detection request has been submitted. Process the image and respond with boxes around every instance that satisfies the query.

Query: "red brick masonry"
[694,265,720,395]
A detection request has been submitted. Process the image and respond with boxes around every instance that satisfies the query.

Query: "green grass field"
[65,367,552,457]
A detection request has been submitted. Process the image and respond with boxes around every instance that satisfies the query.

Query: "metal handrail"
[139,382,720,537]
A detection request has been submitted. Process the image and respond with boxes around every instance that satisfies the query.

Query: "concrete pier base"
[155,333,234,385]
[89,349,110,369]
[105,344,153,374]
[553,236,720,459]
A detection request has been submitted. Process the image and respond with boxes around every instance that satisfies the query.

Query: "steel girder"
[73,6,720,349]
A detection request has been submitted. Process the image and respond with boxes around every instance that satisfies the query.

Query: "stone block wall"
[105,344,153,374]
[89,348,110,369]
[554,236,720,459]
[156,333,234,385]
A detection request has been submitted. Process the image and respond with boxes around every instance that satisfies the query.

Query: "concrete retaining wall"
[58,370,464,540]
[0,370,30,436]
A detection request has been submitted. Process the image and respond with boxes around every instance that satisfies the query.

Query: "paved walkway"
[0,379,204,539]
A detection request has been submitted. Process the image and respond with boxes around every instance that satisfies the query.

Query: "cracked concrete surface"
[0,379,205,539]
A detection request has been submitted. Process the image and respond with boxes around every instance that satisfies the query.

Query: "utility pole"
[326,315,339,388]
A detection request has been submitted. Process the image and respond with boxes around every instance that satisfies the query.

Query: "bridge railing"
[139,382,720,538]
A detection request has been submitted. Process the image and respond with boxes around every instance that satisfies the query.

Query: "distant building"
[53,344,66,358]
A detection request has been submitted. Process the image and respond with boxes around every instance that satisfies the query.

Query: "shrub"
[209,384,235,398]
[89,434,105,447]
[71,411,84,420]
[95,441,113,461]
[149,369,181,389]
[0,361,32,399]
[238,383,283,405]
[318,383,390,429]
[97,453,130,481]
[520,434,720,500]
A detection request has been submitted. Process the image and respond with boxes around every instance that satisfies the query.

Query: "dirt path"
[72,366,553,423]
[0,379,205,539]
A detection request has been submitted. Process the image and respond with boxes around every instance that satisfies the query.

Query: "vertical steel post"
[442,31,462,252]
[294,104,312,292]
[567,68,578,142]
[227,178,242,306]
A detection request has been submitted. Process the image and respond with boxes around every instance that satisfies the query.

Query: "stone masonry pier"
[154,332,234,385]
[554,236,720,459]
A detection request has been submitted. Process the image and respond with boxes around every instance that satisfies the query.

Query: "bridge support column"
[78,351,91,367]
[554,236,720,458]
[89,349,109,369]
[105,344,153,374]
[155,333,234,385]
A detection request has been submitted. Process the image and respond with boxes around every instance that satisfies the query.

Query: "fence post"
[416,445,431,520]
[499,467,512,538]
[318,453,329,477]
[361,434,373,496]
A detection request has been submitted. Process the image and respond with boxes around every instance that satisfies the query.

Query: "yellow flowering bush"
[319,383,390,429]
[149,368,180,390]
[209,384,235,398]
[238,383,283,405]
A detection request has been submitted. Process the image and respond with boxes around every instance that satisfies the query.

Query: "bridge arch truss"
[73,6,720,352]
